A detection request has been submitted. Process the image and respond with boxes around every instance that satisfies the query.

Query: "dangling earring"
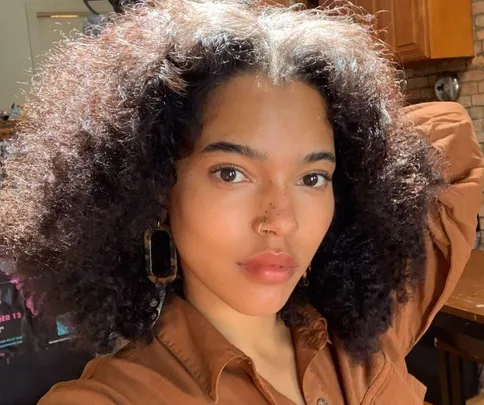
[144,223,178,285]
[302,263,311,287]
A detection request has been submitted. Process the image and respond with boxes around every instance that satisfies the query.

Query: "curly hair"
[0,0,443,361]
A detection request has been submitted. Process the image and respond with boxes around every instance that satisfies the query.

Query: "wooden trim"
[0,121,17,140]
[437,345,451,405]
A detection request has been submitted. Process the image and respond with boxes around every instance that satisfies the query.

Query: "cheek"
[298,188,335,251]
[167,176,252,263]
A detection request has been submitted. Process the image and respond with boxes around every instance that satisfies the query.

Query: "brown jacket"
[39,102,484,405]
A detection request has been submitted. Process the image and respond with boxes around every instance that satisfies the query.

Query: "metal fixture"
[434,73,461,101]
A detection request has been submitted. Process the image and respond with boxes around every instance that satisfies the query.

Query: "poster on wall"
[0,277,24,351]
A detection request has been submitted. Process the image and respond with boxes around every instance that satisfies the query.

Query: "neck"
[183,279,292,360]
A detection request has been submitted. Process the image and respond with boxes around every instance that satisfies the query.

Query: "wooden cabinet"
[0,121,16,141]
[380,0,474,62]
[351,0,378,15]
[376,0,429,61]
[320,0,475,63]
[347,0,384,42]
[264,0,306,5]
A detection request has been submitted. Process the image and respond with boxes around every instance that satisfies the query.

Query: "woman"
[0,1,482,404]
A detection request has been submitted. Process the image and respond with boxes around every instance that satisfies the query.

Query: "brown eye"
[211,165,247,183]
[303,174,319,187]
[297,172,330,188]
[220,168,237,182]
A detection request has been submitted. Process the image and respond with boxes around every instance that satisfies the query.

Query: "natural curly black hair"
[0,0,443,362]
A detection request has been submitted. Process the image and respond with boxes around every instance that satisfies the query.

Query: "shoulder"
[38,356,152,405]
[38,376,119,405]
[403,101,469,125]
[39,340,202,405]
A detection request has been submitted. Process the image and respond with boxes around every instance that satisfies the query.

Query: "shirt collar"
[156,294,329,403]
[292,304,331,351]
[157,294,250,402]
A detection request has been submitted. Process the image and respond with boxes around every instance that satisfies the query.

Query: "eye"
[298,172,331,188]
[211,165,248,183]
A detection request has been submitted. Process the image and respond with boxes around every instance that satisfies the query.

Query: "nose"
[256,185,299,237]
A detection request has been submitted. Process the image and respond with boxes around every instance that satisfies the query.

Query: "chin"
[221,286,293,317]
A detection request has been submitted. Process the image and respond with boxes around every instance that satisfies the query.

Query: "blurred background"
[1,1,484,404]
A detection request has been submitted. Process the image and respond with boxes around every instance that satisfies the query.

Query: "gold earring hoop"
[302,263,311,287]
[144,223,178,285]
[258,220,270,235]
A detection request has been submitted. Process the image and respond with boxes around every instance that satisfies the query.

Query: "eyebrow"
[304,151,336,164]
[202,141,267,160]
[201,141,336,164]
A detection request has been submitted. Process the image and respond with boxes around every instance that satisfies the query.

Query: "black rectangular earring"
[144,224,178,285]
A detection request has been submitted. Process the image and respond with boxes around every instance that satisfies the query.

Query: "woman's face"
[168,75,335,316]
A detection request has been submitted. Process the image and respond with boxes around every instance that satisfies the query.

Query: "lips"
[238,251,297,285]
[243,251,297,268]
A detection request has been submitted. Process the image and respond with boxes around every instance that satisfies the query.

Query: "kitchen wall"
[0,0,35,110]
[402,0,484,231]
[0,0,112,110]
[404,1,484,144]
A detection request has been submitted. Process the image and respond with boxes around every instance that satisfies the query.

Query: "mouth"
[238,251,298,285]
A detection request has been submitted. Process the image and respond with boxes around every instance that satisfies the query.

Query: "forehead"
[197,75,334,152]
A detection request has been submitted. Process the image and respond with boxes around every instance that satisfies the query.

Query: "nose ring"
[258,220,270,235]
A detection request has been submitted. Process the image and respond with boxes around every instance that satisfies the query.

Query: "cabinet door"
[352,0,378,14]
[263,0,306,5]
[378,0,429,62]
[351,0,384,41]
[319,0,378,15]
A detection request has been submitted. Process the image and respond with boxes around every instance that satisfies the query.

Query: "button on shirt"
[39,102,484,405]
